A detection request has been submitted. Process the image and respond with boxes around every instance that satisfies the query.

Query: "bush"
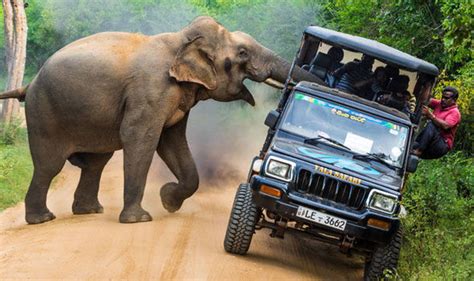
[0,119,26,145]
[399,152,474,280]
[0,127,32,210]
[434,62,474,154]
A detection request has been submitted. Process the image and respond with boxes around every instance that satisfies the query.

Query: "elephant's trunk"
[269,54,327,86]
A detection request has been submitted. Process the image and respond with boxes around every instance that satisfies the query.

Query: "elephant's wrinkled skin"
[3,16,324,224]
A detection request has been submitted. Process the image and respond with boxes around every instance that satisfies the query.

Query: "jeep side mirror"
[264,110,280,129]
[406,154,419,173]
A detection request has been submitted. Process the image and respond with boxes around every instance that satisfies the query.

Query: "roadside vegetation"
[0,120,31,211]
[0,0,472,279]
[400,152,473,280]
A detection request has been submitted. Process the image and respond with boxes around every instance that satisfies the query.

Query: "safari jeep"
[223,26,439,280]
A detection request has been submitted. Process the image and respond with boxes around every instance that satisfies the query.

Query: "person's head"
[388,75,409,93]
[384,65,399,79]
[374,67,387,84]
[361,54,374,68]
[441,86,459,108]
[327,47,344,62]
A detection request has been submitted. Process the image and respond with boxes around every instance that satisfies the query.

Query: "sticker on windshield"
[294,93,404,131]
[390,146,402,161]
[389,129,399,135]
[331,108,366,123]
[344,132,373,154]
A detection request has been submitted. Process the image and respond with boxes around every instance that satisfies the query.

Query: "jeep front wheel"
[364,228,402,280]
[223,183,259,255]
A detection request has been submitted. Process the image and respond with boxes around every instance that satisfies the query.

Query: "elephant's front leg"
[158,114,199,213]
[119,104,165,223]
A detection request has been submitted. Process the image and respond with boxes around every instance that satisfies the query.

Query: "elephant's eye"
[238,48,249,60]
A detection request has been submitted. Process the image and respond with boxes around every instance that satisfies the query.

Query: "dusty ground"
[0,151,364,280]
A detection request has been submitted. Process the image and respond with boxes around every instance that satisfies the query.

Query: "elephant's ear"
[169,36,217,90]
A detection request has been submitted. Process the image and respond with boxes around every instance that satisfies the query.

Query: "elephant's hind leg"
[157,114,199,213]
[71,152,114,215]
[25,143,67,224]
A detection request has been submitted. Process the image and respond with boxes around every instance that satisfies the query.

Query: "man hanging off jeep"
[412,86,461,159]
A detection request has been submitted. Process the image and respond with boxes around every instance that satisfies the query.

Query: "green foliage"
[0,7,4,75]
[192,0,323,59]
[0,119,26,145]
[0,128,32,211]
[434,62,474,154]
[400,152,474,279]
[319,0,473,74]
[440,0,474,71]
[319,0,445,68]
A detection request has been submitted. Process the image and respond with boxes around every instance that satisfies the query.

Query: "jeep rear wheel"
[223,183,259,255]
[364,228,402,280]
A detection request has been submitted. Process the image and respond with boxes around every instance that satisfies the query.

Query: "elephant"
[0,16,324,224]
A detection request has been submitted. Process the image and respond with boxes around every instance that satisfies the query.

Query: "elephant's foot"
[160,184,185,213]
[119,206,152,223]
[72,199,104,215]
[25,210,56,224]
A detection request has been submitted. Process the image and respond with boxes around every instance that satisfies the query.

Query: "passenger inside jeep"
[376,75,413,115]
[333,54,374,95]
[305,46,344,86]
[353,66,388,101]
[301,43,423,119]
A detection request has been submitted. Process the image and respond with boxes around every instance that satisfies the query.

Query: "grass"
[0,126,32,211]
[398,152,474,280]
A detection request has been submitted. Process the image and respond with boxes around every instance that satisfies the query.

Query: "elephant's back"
[29,33,139,113]
[48,32,149,76]
[25,33,151,151]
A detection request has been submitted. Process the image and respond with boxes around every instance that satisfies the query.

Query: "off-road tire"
[364,228,402,281]
[223,183,259,255]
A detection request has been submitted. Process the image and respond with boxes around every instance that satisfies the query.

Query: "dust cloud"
[187,83,280,187]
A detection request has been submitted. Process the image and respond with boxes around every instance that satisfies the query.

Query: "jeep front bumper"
[250,175,400,245]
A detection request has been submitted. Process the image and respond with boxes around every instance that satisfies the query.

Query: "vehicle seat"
[309,53,332,80]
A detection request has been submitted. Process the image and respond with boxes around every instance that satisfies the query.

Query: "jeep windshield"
[281,92,409,168]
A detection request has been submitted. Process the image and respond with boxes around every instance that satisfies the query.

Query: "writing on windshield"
[283,93,408,168]
[295,93,403,131]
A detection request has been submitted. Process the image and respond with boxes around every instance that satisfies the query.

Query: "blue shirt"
[335,62,373,95]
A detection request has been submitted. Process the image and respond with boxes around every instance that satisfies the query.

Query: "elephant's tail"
[0,85,28,102]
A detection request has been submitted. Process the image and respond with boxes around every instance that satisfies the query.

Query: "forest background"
[0,0,472,280]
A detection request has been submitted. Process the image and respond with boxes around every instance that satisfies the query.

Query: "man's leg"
[414,122,438,152]
[413,122,449,159]
[420,137,449,159]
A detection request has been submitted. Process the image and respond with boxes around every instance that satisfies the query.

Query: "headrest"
[312,52,332,68]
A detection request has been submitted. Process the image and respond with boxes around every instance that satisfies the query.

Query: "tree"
[1,0,27,124]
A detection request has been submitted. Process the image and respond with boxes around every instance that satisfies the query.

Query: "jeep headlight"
[265,157,294,181]
[368,191,398,214]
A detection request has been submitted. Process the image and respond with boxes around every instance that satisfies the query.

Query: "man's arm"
[332,65,347,78]
[353,77,374,89]
[333,62,356,78]
[422,106,458,130]
[428,98,440,109]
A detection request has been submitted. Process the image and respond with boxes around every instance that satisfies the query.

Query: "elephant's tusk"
[264,78,284,89]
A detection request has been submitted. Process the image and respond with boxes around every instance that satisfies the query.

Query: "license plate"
[296,206,347,231]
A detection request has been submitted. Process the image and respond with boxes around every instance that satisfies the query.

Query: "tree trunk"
[1,0,27,124]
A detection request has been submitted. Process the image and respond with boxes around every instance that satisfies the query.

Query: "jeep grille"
[295,169,368,209]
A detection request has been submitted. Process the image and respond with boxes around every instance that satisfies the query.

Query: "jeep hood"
[272,139,402,189]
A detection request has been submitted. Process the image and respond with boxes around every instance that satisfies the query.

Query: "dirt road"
[0,151,364,280]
